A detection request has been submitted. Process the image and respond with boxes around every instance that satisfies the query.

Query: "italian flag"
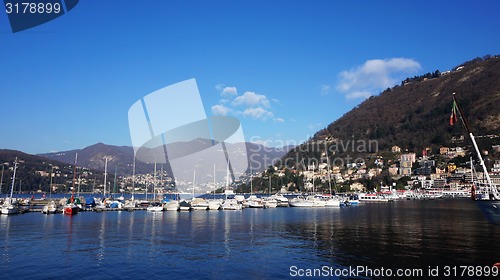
[450,100,458,125]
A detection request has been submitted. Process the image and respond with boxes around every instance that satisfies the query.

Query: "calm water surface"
[1,200,499,279]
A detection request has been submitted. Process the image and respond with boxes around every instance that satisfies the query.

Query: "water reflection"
[282,200,500,269]
[97,212,106,265]
[1,200,499,279]
[0,215,11,265]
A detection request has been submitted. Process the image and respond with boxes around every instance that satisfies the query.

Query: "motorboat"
[221,199,242,210]
[41,200,58,214]
[289,196,313,207]
[147,202,163,212]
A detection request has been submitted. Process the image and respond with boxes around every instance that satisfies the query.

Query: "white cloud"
[242,107,274,120]
[211,104,230,116]
[212,85,283,122]
[346,91,372,100]
[337,58,421,99]
[221,86,238,97]
[215,83,225,91]
[320,84,331,95]
[233,91,270,108]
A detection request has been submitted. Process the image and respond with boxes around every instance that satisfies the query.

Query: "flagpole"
[452,93,472,134]
[452,93,496,196]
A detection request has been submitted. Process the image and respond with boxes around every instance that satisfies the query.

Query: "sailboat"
[206,165,221,210]
[124,157,137,211]
[246,171,267,208]
[42,200,57,214]
[147,161,163,212]
[63,154,80,215]
[323,144,341,207]
[221,162,242,210]
[451,93,500,225]
[164,167,180,211]
[1,157,19,215]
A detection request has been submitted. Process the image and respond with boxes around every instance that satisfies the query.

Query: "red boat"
[64,154,80,215]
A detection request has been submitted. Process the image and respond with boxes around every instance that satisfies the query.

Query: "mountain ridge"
[282,55,500,167]
[39,141,293,175]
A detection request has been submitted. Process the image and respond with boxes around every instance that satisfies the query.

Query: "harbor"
[1,199,499,279]
[0,188,472,215]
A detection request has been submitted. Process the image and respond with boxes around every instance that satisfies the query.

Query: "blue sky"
[1,0,499,154]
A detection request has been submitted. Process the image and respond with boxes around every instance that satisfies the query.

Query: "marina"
[1,199,499,279]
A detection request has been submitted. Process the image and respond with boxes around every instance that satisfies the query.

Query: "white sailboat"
[1,157,19,215]
[164,176,180,211]
[207,165,222,210]
[42,200,57,214]
[289,196,314,207]
[324,144,341,207]
[147,160,163,212]
[221,163,242,210]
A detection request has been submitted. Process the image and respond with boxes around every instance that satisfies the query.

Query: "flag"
[450,100,458,125]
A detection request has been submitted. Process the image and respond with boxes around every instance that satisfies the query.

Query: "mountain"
[39,141,293,176]
[283,55,500,167]
[0,149,91,194]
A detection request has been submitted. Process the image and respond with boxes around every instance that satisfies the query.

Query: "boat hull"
[476,200,500,226]
[1,205,19,215]
[289,201,313,207]
[325,199,341,207]
[147,206,164,212]
[164,201,180,211]
[63,205,79,215]
[42,205,57,214]
[207,200,222,210]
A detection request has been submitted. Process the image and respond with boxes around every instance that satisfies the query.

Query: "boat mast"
[153,159,157,202]
[453,93,496,196]
[225,161,230,200]
[103,157,108,197]
[77,174,81,197]
[250,166,253,195]
[192,169,196,199]
[131,156,136,200]
[213,164,216,199]
[0,163,4,197]
[113,166,118,198]
[325,142,332,195]
[71,153,78,202]
[160,163,163,199]
[10,158,18,199]
[49,165,53,199]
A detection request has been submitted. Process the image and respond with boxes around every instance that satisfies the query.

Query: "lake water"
[1,199,500,279]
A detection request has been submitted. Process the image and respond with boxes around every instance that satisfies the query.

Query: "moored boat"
[289,196,313,207]
[270,194,289,207]
[164,199,180,211]
[1,198,19,215]
[179,200,191,211]
[64,154,81,216]
[63,202,79,215]
[221,199,242,210]
[42,200,58,214]
[207,199,222,210]
[262,197,278,208]
[1,158,19,215]
[359,193,393,202]
[191,198,209,210]
[147,202,163,212]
